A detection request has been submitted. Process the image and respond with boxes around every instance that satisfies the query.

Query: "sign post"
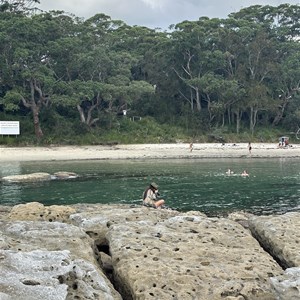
[0,121,20,136]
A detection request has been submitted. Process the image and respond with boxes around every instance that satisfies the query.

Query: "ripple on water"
[1,158,300,215]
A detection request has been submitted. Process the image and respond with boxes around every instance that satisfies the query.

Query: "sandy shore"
[1,143,300,162]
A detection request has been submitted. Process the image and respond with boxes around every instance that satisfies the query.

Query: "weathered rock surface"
[248,212,300,300]
[8,202,76,222]
[1,172,51,182]
[248,212,300,268]
[52,171,79,179]
[107,214,281,299]
[69,204,181,244]
[270,267,300,300]
[1,202,300,300]
[0,218,121,300]
[1,171,78,183]
[70,205,283,300]
[0,249,117,300]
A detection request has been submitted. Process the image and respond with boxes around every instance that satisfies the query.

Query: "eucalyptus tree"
[229,4,300,38]
[198,73,245,130]
[267,5,300,127]
[50,14,155,128]
[108,24,174,121]
[0,0,39,14]
[228,4,300,131]
[271,42,300,126]
[0,9,89,138]
[221,17,275,132]
[168,16,252,134]
[244,29,277,133]
[53,80,115,127]
[53,75,154,129]
[170,18,225,113]
[0,12,60,137]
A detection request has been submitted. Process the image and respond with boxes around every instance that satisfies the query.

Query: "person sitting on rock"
[142,182,165,209]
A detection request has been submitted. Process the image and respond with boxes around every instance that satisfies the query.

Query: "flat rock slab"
[1,171,78,182]
[1,172,51,182]
[0,249,117,300]
[70,204,181,242]
[8,202,76,222]
[0,220,121,300]
[52,171,79,179]
[0,220,94,262]
[2,203,300,300]
[248,212,300,268]
[270,267,300,300]
[106,214,282,300]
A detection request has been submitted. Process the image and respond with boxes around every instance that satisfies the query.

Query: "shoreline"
[1,143,300,162]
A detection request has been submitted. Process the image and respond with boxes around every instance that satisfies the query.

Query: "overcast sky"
[38,0,300,29]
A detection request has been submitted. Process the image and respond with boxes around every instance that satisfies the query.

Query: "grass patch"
[0,115,296,146]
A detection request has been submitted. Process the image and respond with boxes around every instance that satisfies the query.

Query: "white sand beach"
[0,143,300,162]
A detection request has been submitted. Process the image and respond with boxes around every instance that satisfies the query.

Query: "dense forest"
[0,0,299,145]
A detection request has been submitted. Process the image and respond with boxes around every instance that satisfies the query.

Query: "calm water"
[1,158,300,216]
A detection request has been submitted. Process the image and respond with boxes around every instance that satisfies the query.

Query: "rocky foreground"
[0,203,299,300]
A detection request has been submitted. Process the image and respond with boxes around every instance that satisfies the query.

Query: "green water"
[1,158,300,216]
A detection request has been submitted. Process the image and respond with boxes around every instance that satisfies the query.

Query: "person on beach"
[142,182,165,208]
[189,142,193,152]
[241,170,249,177]
[248,142,252,155]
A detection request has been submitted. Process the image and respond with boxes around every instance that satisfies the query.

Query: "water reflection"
[0,162,22,205]
[0,161,21,177]
[0,158,300,216]
[0,183,22,206]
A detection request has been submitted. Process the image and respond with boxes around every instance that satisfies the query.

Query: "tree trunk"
[20,80,44,139]
[77,105,86,123]
[32,105,43,138]
[250,107,258,135]
[195,87,201,112]
[77,94,101,127]
[77,104,99,127]
[190,89,194,111]
[227,108,231,125]
[235,109,242,134]
[272,96,289,126]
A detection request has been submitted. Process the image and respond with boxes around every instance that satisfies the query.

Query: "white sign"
[0,121,20,135]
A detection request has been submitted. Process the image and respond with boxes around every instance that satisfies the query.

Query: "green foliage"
[1,90,22,111]
[97,117,187,144]
[0,135,18,145]
[0,4,300,145]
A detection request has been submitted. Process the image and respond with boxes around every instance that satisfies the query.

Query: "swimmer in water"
[241,170,249,177]
[226,169,234,175]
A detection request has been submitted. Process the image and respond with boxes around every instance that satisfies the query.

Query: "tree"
[272,44,300,126]
[0,0,39,14]
[49,18,155,128]
[1,4,299,142]
[0,11,81,138]
[171,18,227,113]
[228,4,300,131]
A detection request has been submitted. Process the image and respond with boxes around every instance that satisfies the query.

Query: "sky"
[38,0,300,29]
